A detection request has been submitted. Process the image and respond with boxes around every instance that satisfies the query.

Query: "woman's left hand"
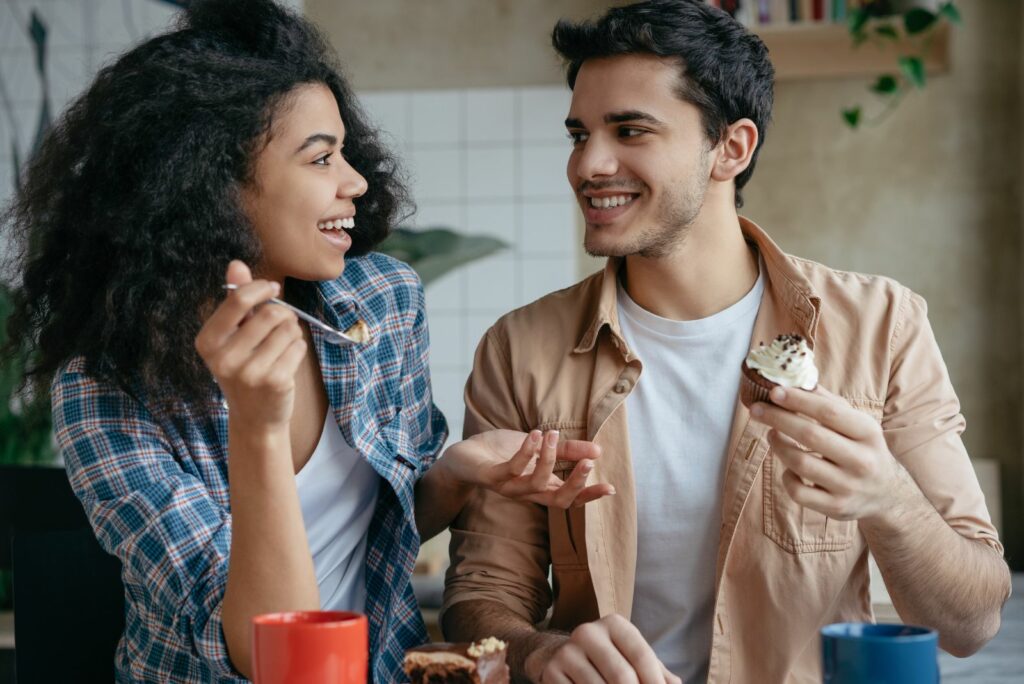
[439,429,614,509]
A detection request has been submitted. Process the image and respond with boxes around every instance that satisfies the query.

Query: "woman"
[0,1,612,681]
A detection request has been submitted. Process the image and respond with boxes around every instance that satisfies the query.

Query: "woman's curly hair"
[1,0,409,406]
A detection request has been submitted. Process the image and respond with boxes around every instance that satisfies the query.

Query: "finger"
[570,484,617,507]
[751,402,857,468]
[662,664,682,684]
[547,460,594,509]
[200,279,281,346]
[223,304,299,360]
[529,430,559,490]
[780,468,843,516]
[225,259,253,287]
[604,618,663,684]
[768,430,846,492]
[555,643,603,684]
[503,430,542,478]
[556,439,603,462]
[768,385,876,441]
[234,316,304,384]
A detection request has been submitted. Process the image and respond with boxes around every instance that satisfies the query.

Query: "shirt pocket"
[762,400,883,554]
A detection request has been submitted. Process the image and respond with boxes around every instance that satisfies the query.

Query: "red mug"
[252,611,368,684]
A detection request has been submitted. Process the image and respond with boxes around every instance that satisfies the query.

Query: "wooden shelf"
[757,23,950,81]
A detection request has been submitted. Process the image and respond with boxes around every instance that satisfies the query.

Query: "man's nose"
[573,138,619,181]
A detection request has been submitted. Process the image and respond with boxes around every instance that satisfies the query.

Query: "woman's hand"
[439,429,615,509]
[194,261,306,431]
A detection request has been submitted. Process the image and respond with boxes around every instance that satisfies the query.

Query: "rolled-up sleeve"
[53,367,241,678]
[883,289,1003,553]
[442,327,553,625]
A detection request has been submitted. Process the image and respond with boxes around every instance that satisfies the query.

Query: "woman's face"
[243,83,368,285]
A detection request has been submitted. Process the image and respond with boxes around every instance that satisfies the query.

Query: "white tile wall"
[358,86,581,446]
[0,1,580,461]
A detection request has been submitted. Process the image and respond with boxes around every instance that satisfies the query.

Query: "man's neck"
[620,210,758,322]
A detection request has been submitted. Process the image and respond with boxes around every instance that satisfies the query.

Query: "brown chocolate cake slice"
[403,637,509,684]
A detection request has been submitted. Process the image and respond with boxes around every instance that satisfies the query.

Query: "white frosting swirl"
[745,334,818,390]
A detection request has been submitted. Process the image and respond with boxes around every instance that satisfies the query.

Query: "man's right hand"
[524,615,681,684]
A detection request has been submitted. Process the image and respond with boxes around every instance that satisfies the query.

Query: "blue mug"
[821,623,939,683]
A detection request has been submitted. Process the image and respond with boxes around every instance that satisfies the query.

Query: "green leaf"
[874,24,899,41]
[904,7,937,35]
[848,7,870,38]
[870,75,899,95]
[939,2,961,24]
[842,107,861,128]
[377,227,508,286]
[899,56,927,88]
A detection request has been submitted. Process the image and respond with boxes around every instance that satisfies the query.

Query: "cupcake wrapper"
[739,372,774,408]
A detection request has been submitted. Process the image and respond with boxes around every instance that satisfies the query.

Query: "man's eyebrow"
[605,110,664,126]
[294,133,338,154]
[564,111,666,129]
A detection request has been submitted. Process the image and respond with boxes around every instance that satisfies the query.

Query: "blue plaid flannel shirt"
[53,253,448,683]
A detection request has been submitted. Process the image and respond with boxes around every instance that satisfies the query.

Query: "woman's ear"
[711,118,759,183]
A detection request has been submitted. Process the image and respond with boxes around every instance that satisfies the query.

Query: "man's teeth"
[317,217,355,230]
[589,195,635,209]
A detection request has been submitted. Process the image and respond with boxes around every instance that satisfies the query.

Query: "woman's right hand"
[194,260,306,431]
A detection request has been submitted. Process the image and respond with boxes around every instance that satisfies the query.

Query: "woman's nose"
[339,160,368,199]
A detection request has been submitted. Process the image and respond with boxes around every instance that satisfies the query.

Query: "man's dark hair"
[552,0,774,208]
[1,0,410,407]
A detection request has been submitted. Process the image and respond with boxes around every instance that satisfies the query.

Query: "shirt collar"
[573,216,822,354]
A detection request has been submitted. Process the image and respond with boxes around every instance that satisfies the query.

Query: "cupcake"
[740,333,818,408]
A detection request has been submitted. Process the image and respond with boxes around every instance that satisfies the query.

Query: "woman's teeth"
[589,195,635,209]
[317,217,355,231]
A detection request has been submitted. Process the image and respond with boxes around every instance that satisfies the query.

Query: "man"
[441,1,1011,682]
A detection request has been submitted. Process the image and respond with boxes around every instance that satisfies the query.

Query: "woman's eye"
[313,153,333,166]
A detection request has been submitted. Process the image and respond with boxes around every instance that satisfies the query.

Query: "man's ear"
[711,118,758,182]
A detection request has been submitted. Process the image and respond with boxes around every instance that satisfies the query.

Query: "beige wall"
[744,0,1022,565]
[309,0,1023,567]
[307,0,625,91]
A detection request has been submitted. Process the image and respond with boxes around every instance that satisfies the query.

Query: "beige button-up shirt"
[443,218,1002,683]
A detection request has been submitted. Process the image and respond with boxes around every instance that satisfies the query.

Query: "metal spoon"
[222,283,364,346]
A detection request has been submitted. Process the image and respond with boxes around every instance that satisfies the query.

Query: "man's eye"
[619,127,646,138]
[567,131,589,145]
[313,153,333,165]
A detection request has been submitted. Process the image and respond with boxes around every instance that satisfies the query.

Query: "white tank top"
[294,412,381,612]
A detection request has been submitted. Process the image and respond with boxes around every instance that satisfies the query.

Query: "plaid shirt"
[53,253,448,683]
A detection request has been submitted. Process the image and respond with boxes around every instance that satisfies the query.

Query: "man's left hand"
[750,385,909,521]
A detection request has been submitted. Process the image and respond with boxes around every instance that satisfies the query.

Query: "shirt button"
[614,379,630,394]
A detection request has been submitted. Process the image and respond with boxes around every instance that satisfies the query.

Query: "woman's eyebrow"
[294,132,338,154]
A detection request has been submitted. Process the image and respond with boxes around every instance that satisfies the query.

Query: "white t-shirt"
[617,267,764,683]
[295,412,381,611]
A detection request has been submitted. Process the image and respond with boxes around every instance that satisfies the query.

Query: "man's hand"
[440,429,615,509]
[750,384,910,522]
[524,615,680,684]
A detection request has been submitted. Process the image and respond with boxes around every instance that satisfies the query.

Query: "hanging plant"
[842,1,961,128]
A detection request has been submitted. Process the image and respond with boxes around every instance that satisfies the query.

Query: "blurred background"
[0,0,1021,682]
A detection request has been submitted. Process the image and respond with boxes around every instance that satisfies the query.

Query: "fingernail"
[530,430,541,444]
[771,387,786,402]
[271,282,281,296]
[546,430,559,447]
[750,403,764,417]
[608,487,616,495]
[581,461,593,474]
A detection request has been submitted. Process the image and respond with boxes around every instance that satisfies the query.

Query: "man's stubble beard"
[584,166,710,260]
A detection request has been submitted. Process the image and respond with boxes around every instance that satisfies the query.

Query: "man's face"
[565,54,713,259]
